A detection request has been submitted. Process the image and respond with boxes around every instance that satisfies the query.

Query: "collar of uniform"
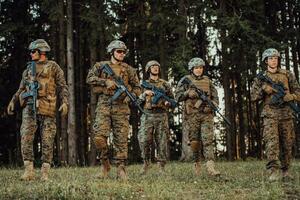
[36,59,48,65]
[191,73,203,80]
[149,77,160,83]
[266,68,281,75]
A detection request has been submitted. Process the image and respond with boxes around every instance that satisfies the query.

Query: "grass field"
[0,160,299,199]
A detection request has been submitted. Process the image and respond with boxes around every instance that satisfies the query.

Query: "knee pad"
[94,136,108,150]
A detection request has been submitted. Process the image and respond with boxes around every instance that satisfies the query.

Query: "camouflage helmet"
[28,39,51,52]
[262,48,280,61]
[106,40,128,53]
[145,60,160,72]
[188,57,205,70]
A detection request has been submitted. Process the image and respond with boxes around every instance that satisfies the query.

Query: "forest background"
[1,0,300,167]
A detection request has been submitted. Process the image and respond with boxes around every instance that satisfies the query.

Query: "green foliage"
[1,161,299,199]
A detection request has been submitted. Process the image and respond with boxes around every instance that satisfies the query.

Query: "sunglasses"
[115,49,126,54]
[30,49,39,54]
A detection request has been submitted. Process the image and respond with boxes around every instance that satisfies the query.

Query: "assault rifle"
[179,77,231,126]
[100,63,145,114]
[141,80,177,108]
[257,72,300,119]
[20,61,40,119]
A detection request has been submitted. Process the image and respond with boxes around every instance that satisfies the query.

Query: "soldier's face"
[266,56,278,69]
[150,65,159,75]
[193,66,204,76]
[113,49,126,61]
[30,49,40,61]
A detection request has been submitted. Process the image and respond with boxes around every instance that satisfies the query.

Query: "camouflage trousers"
[20,106,56,163]
[92,95,130,162]
[138,112,169,162]
[263,117,295,171]
[184,112,215,161]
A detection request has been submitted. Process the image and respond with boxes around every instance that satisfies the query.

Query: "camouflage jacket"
[139,78,174,111]
[10,59,69,117]
[86,60,141,99]
[251,68,300,119]
[175,74,218,115]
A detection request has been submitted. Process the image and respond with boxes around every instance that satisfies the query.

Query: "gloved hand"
[262,84,277,95]
[144,90,154,96]
[283,93,297,102]
[123,96,131,104]
[59,103,68,116]
[105,79,116,90]
[187,89,198,99]
[7,100,15,115]
[203,106,212,113]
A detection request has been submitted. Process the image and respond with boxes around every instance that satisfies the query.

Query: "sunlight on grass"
[0,160,299,199]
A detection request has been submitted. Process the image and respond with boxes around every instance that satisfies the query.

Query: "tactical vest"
[24,61,57,117]
[185,75,212,114]
[93,61,131,97]
[264,69,290,105]
[144,78,169,110]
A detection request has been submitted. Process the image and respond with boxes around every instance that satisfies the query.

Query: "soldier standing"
[138,60,174,174]
[175,57,220,176]
[251,48,300,181]
[86,40,141,180]
[7,39,69,181]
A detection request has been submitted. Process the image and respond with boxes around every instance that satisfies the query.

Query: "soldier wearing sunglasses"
[7,39,69,181]
[86,40,141,181]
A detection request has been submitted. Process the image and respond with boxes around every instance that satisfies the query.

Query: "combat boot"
[21,160,35,181]
[117,163,128,181]
[41,163,51,181]
[158,161,166,174]
[282,170,293,181]
[268,167,280,181]
[206,160,220,176]
[194,161,201,176]
[97,159,111,179]
[140,160,150,175]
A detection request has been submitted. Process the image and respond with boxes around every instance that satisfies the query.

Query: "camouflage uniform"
[251,69,300,172]
[176,74,218,163]
[86,61,141,164]
[138,78,173,165]
[10,60,69,163]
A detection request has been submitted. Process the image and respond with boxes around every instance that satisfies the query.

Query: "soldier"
[175,57,220,176]
[250,48,300,181]
[86,40,141,181]
[7,39,69,181]
[138,60,174,174]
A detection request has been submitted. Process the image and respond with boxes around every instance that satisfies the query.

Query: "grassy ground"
[0,160,299,200]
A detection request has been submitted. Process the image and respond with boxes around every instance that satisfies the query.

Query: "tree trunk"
[58,0,68,166]
[66,0,77,165]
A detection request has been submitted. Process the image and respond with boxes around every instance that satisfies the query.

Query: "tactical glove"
[7,100,15,115]
[144,90,154,96]
[262,84,277,95]
[59,103,68,116]
[283,93,297,102]
[186,89,198,99]
[123,96,131,104]
[105,79,116,90]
